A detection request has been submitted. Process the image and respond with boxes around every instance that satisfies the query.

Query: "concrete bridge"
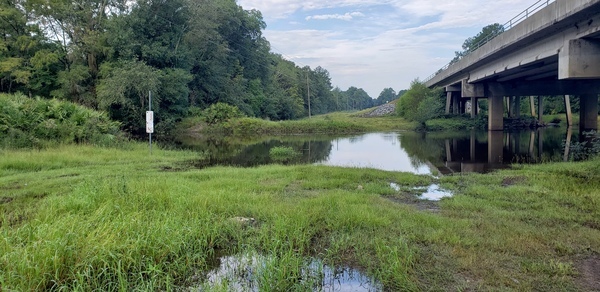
[425,0,600,131]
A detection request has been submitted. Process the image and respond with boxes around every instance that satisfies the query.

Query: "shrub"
[202,103,244,125]
[0,93,122,148]
[396,80,444,123]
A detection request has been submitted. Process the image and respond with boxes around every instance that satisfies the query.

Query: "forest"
[0,0,389,137]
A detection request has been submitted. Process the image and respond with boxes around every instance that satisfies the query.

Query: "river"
[177,127,598,174]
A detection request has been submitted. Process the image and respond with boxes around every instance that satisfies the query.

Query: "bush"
[202,103,245,125]
[396,80,444,123]
[0,93,122,148]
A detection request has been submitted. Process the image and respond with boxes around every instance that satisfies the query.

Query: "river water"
[177,127,598,175]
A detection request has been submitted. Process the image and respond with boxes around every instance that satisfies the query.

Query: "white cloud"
[238,0,383,19]
[238,0,553,96]
[306,12,365,21]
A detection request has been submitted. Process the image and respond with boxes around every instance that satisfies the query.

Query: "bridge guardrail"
[424,0,555,84]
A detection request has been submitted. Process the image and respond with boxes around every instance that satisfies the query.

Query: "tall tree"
[376,88,396,106]
[25,0,128,105]
[453,23,505,62]
[0,0,61,96]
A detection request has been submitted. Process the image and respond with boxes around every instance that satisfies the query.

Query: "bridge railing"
[424,0,556,84]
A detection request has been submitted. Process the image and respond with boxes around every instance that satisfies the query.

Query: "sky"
[236,0,547,98]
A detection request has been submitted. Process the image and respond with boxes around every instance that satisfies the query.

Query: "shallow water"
[390,182,453,201]
[196,253,381,291]
[176,127,596,174]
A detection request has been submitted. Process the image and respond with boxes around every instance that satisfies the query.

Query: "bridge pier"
[488,96,504,131]
[580,94,599,131]
[538,96,544,123]
[564,95,573,126]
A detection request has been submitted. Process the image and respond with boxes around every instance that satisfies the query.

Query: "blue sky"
[237,0,548,98]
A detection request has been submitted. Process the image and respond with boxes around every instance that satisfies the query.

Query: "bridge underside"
[430,0,600,132]
[445,79,599,131]
[444,40,600,131]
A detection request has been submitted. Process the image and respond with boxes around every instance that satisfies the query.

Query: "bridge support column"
[470,97,478,118]
[453,96,460,114]
[488,96,504,131]
[514,96,521,118]
[538,96,544,123]
[530,96,536,117]
[445,92,452,114]
[564,95,573,126]
[580,94,599,131]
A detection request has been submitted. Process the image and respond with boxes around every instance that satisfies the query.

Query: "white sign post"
[147,91,153,154]
[146,111,154,134]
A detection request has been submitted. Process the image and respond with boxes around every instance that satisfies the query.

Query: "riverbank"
[1,143,598,290]
[177,109,483,140]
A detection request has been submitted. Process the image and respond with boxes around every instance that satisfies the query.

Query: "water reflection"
[197,252,381,291]
[437,128,594,174]
[175,128,597,174]
[317,133,430,174]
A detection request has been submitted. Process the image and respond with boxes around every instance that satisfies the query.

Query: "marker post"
[147,91,154,155]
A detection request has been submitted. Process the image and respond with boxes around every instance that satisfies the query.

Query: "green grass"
[1,144,599,291]
[178,111,417,137]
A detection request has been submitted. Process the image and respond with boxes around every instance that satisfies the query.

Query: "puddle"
[390,183,453,201]
[417,184,453,201]
[194,252,381,291]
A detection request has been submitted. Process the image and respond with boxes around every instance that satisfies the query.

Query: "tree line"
[1,0,401,137]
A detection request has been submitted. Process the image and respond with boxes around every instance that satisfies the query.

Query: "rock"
[363,103,396,117]
[230,217,256,226]
[357,185,364,190]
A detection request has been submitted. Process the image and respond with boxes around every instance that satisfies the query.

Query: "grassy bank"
[179,111,417,138]
[1,144,599,290]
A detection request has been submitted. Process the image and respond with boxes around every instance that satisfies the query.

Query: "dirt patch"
[501,176,527,187]
[0,183,23,190]
[0,197,14,204]
[384,193,440,213]
[583,220,600,230]
[56,173,80,178]
[578,255,600,291]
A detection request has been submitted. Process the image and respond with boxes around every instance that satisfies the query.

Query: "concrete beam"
[462,80,485,98]
[559,39,600,79]
[445,84,461,92]
[484,79,600,96]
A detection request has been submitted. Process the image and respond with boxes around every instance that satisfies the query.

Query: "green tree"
[26,0,128,105]
[376,88,396,106]
[396,80,444,123]
[96,60,162,134]
[0,0,61,96]
[453,23,505,62]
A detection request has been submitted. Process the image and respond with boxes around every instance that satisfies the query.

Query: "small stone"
[230,217,256,226]
[357,185,364,190]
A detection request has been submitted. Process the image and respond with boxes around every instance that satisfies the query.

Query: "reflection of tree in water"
[181,137,334,168]
[397,132,447,169]
[348,135,365,144]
